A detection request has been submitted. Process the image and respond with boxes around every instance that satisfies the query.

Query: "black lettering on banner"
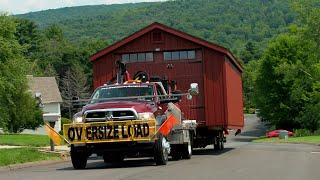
[86,127,92,140]
[68,127,75,141]
[103,126,107,139]
[143,123,149,136]
[98,126,104,139]
[136,124,143,137]
[107,125,113,139]
[122,125,128,138]
[75,127,82,140]
[127,125,132,137]
[133,125,137,137]
[114,125,119,139]
[91,126,98,140]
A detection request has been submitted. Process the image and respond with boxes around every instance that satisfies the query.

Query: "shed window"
[121,52,153,63]
[180,51,188,59]
[146,53,154,61]
[187,50,196,59]
[138,53,146,62]
[129,54,137,62]
[163,50,196,61]
[122,54,129,63]
[164,52,171,60]
[172,51,180,60]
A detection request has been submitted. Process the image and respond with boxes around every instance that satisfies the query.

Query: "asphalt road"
[1,114,320,180]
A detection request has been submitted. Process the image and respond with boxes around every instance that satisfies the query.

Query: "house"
[89,22,244,129]
[25,75,63,134]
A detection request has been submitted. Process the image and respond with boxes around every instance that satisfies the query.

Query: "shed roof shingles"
[27,76,63,103]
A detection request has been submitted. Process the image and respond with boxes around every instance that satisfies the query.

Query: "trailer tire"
[220,140,224,150]
[71,147,87,169]
[154,135,169,165]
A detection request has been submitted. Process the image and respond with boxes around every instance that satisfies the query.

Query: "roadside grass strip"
[253,136,320,145]
[0,134,50,147]
[0,148,61,167]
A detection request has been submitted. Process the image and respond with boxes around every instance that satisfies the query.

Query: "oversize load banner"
[63,120,156,144]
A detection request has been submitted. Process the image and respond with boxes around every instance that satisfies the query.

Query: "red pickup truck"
[63,80,198,169]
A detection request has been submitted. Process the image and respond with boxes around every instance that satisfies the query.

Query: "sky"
[0,0,165,14]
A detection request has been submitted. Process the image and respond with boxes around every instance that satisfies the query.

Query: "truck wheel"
[181,142,192,159]
[71,147,87,169]
[154,135,169,165]
[182,133,192,159]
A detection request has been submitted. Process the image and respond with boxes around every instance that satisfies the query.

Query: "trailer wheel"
[71,146,87,169]
[220,139,224,150]
[154,135,169,165]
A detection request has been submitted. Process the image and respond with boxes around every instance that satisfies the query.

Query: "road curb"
[0,158,70,173]
[254,141,320,146]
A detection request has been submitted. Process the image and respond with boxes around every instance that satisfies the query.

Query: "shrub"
[294,129,312,137]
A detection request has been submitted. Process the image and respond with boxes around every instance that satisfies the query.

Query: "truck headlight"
[73,113,83,123]
[138,112,155,120]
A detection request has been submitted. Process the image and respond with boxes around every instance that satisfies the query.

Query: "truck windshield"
[90,85,154,103]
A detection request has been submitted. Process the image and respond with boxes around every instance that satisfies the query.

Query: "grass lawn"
[0,148,60,167]
[253,136,320,144]
[0,134,50,147]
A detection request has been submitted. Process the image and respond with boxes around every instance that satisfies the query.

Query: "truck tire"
[181,133,192,159]
[154,135,169,165]
[71,147,87,169]
[181,142,192,159]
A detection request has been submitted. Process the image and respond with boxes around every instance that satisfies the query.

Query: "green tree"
[243,60,260,111]
[0,14,43,133]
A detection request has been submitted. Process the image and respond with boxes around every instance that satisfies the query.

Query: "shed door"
[163,52,205,125]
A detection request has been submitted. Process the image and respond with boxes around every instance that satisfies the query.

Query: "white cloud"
[0,0,165,14]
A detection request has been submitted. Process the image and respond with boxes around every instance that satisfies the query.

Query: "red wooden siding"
[224,58,244,128]
[203,49,226,127]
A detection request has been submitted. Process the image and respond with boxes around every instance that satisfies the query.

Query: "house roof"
[27,76,63,103]
[90,22,243,72]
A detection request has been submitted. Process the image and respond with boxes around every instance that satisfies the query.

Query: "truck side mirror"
[188,83,199,96]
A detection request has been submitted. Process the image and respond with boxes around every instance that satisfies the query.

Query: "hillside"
[18,0,296,59]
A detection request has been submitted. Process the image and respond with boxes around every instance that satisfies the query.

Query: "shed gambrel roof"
[90,22,243,72]
[27,76,63,103]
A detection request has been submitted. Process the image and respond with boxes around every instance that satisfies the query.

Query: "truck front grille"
[84,109,137,122]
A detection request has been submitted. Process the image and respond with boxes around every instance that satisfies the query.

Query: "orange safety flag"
[44,123,62,145]
[158,114,179,136]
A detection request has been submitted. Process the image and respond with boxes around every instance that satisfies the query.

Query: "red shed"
[90,22,244,139]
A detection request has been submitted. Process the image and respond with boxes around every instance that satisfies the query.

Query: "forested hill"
[18,0,295,61]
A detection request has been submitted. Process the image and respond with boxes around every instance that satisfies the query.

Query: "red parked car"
[266,130,294,138]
